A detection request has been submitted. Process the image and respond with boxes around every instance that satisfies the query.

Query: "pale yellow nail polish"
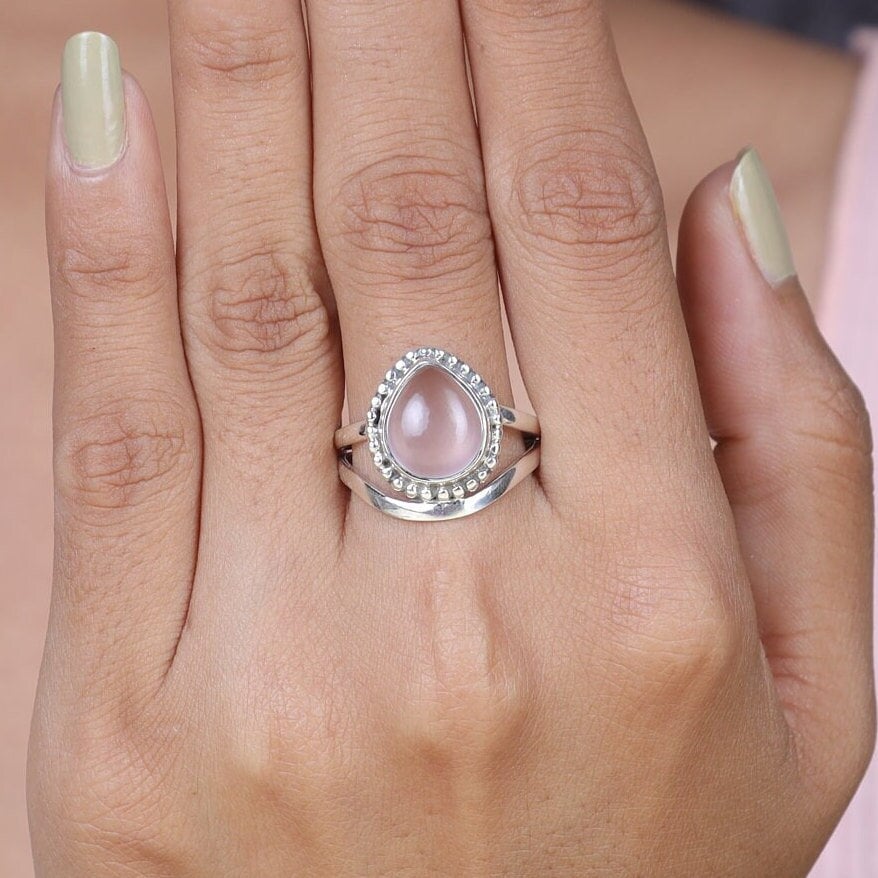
[729,147,797,287]
[61,32,126,170]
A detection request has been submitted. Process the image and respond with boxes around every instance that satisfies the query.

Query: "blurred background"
[708,0,878,45]
[0,0,874,874]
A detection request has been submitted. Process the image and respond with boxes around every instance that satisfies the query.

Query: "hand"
[29,2,874,875]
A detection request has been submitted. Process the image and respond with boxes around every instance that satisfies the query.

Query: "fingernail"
[61,32,126,170]
[729,147,797,287]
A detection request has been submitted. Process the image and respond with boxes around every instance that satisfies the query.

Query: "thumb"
[677,148,875,803]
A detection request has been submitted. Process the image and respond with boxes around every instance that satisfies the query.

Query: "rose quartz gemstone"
[386,366,484,480]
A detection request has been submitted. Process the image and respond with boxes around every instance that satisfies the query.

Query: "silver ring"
[334,347,541,522]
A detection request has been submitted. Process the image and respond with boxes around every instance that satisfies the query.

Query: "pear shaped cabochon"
[385,365,485,481]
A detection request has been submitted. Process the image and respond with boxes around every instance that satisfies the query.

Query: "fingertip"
[48,67,170,253]
[677,158,752,306]
[49,32,160,187]
[679,150,802,304]
[682,158,739,219]
[676,151,819,443]
[46,61,176,338]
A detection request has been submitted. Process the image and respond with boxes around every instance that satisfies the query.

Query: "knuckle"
[605,561,743,707]
[182,15,304,86]
[56,399,195,514]
[195,248,332,361]
[330,156,493,282]
[391,565,533,765]
[718,364,873,511]
[506,128,664,262]
[474,0,593,22]
[227,690,346,817]
[804,366,873,461]
[632,607,740,706]
[56,241,161,304]
[401,655,525,758]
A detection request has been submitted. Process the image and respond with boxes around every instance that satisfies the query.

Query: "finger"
[459,1,711,502]
[677,149,875,793]
[47,35,200,687]
[167,0,344,533]
[307,0,516,430]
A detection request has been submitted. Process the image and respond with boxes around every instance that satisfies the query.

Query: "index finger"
[460,2,712,505]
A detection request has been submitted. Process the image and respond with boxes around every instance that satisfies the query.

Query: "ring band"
[334,347,541,521]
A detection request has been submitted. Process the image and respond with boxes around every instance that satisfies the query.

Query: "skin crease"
[0,0,866,874]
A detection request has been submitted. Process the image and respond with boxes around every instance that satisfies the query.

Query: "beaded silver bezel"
[365,348,503,502]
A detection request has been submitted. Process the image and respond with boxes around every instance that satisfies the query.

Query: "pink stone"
[386,366,484,480]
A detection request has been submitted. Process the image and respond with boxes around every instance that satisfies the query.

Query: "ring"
[335,347,541,521]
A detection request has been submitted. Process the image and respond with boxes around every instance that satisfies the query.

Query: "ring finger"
[306,0,517,469]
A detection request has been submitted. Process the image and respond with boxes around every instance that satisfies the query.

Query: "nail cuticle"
[61,125,130,176]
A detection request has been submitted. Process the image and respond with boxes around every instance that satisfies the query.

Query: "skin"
[0,7,177,874]
[0,0,870,873]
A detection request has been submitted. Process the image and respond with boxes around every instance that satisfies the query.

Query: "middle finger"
[307,0,516,428]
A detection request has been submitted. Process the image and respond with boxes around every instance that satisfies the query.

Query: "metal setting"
[335,347,541,521]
